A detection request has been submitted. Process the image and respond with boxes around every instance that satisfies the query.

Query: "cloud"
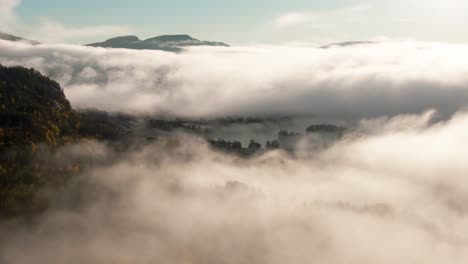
[29,18,132,43]
[0,0,131,43]
[2,40,468,120]
[2,2,468,263]
[274,12,312,28]
[0,0,21,30]
[274,3,372,29]
[2,110,468,263]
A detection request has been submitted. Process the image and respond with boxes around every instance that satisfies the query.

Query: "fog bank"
[1,40,468,120]
[2,111,468,263]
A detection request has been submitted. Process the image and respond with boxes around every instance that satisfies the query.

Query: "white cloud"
[30,18,132,43]
[1,40,468,120]
[3,110,468,263]
[274,12,313,28]
[0,0,132,43]
[274,3,372,29]
[0,0,21,30]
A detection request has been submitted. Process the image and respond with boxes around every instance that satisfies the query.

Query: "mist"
[1,40,468,120]
[3,35,468,263]
[1,110,468,263]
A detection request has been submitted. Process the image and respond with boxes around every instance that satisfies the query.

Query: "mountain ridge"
[320,41,376,49]
[86,34,229,52]
[0,31,40,45]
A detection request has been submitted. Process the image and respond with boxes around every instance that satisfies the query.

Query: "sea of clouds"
[2,40,468,263]
[2,111,468,263]
[1,40,468,120]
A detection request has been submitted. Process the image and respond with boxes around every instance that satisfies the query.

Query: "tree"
[265,140,280,149]
[248,140,261,150]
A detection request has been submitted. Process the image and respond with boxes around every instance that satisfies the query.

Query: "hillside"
[0,65,80,216]
[0,65,80,147]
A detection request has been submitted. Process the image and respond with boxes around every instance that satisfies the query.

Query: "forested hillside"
[0,65,80,147]
[0,65,83,217]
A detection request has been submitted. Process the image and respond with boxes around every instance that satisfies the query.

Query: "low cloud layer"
[2,40,468,120]
[2,110,468,263]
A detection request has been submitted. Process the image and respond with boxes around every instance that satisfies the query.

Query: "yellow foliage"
[45,130,57,145]
[30,142,37,153]
[50,123,60,136]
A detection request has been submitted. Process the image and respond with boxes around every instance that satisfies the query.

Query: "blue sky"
[2,0,468,44]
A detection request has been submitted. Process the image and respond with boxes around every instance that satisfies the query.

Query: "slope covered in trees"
[0,65,80,147]
[0,65,84,217]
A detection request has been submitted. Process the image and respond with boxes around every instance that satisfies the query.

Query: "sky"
[1,0,468,44]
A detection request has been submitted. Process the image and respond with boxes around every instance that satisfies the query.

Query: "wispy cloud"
[274,12,312,28]
[30,18,132,43]
[0,0,132,43]
[274,3,373,29]
[0,0,21,30]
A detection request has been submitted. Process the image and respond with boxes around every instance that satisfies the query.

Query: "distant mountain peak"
[320,41,376,49]
[105,35,141,42]
[0,31,40,45]
[87,34,229,52]
[145,34,194,42]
